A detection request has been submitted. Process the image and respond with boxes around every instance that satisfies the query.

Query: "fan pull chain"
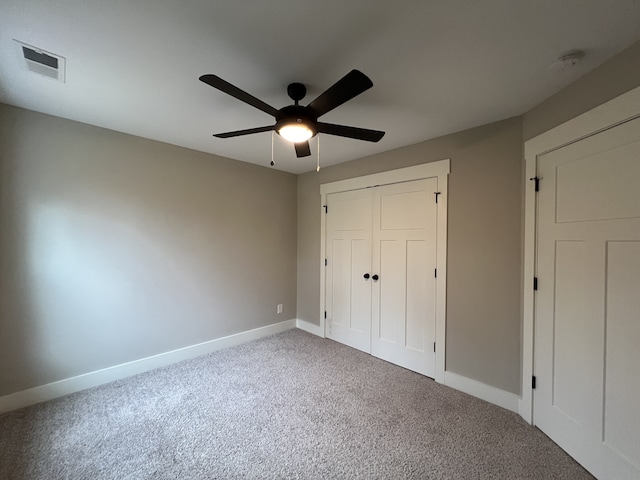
[316,135,321,172]
[270,131,275,166]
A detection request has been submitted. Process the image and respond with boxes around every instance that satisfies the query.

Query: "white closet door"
[535,116,640,479]
[325,188,373,353]
[371,178,438,377]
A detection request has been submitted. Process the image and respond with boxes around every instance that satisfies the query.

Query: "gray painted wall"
[297,118,524,394]
[2,38,638,400]
[0,104,297,396]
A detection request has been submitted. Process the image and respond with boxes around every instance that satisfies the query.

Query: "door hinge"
[434,192,441,203]
[533,277,538,291]
[323,205,328,213]
[324,311,327,319]
[532,376,537,389]
[325,258,328,266]
[530,176,540,192]
[433,342,436,353]
[434,268,437,278]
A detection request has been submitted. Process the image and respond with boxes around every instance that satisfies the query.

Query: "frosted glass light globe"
[278,124,313,143]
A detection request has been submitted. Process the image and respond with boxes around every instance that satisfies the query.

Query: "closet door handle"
[363,273,370,280]
[372,274,379,281]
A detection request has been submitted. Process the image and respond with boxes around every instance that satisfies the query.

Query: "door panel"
[380,190,428,230]
[378,239,404,343]
[551,240,600,431]
[604,241,640,466]
[406,240,429,352]
[372,179,438,377]
[325,189,372,353]
[555,140,640,223]
[329,238,370,335]
[534,116,640,479]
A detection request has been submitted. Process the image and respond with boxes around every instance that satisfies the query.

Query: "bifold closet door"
[325,178,438,378]
[371,178,438,377]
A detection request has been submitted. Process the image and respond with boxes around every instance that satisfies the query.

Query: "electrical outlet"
[277,304,283,314]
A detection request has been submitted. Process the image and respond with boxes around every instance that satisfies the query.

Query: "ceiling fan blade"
[200,74,279,117]
[294,141,311,157]
[307,70,373,118]
[317,122,385,142]
[213,125,274,138]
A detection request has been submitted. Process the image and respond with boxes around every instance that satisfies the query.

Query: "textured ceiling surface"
[1,1,639,173]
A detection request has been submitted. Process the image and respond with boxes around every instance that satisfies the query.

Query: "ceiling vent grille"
[14,40,66,82]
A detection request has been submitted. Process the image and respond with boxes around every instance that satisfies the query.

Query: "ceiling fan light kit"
[199,70,385,160]
[275,104,317,142]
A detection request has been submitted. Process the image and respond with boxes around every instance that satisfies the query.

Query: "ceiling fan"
[199,70,385,158]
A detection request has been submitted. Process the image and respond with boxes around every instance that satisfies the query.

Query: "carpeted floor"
[0,329,594,479]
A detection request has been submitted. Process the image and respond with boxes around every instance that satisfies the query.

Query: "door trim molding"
[521,85,640,423]
[320,160,450,384]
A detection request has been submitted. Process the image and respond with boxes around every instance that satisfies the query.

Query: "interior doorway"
[522,86,640,479]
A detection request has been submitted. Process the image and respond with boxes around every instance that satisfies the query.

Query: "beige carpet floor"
[0,329,594,479]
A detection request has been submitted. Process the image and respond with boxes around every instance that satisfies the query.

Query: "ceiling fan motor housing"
[287,82,307,103]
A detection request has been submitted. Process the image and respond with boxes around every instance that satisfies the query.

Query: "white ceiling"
[1,1,639,174]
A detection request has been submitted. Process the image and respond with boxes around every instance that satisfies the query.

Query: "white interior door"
[325,188,373,353]
[325,178,439,377]
[534,116,640,479]
[371,179,438,377]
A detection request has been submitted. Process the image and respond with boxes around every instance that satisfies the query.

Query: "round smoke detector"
[550,50,585,70]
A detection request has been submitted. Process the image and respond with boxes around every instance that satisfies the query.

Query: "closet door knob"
[372,274,379,281]
[363,273,370,280]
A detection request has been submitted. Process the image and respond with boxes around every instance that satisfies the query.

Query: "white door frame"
[320,160,450,384]
[520,85,640,423]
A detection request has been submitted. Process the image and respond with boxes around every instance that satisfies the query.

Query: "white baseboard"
[0,319,296,414]
[295,318,324,337]
[443,371,519,413]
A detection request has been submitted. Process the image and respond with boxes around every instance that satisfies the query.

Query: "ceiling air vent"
[15,40,66,82]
